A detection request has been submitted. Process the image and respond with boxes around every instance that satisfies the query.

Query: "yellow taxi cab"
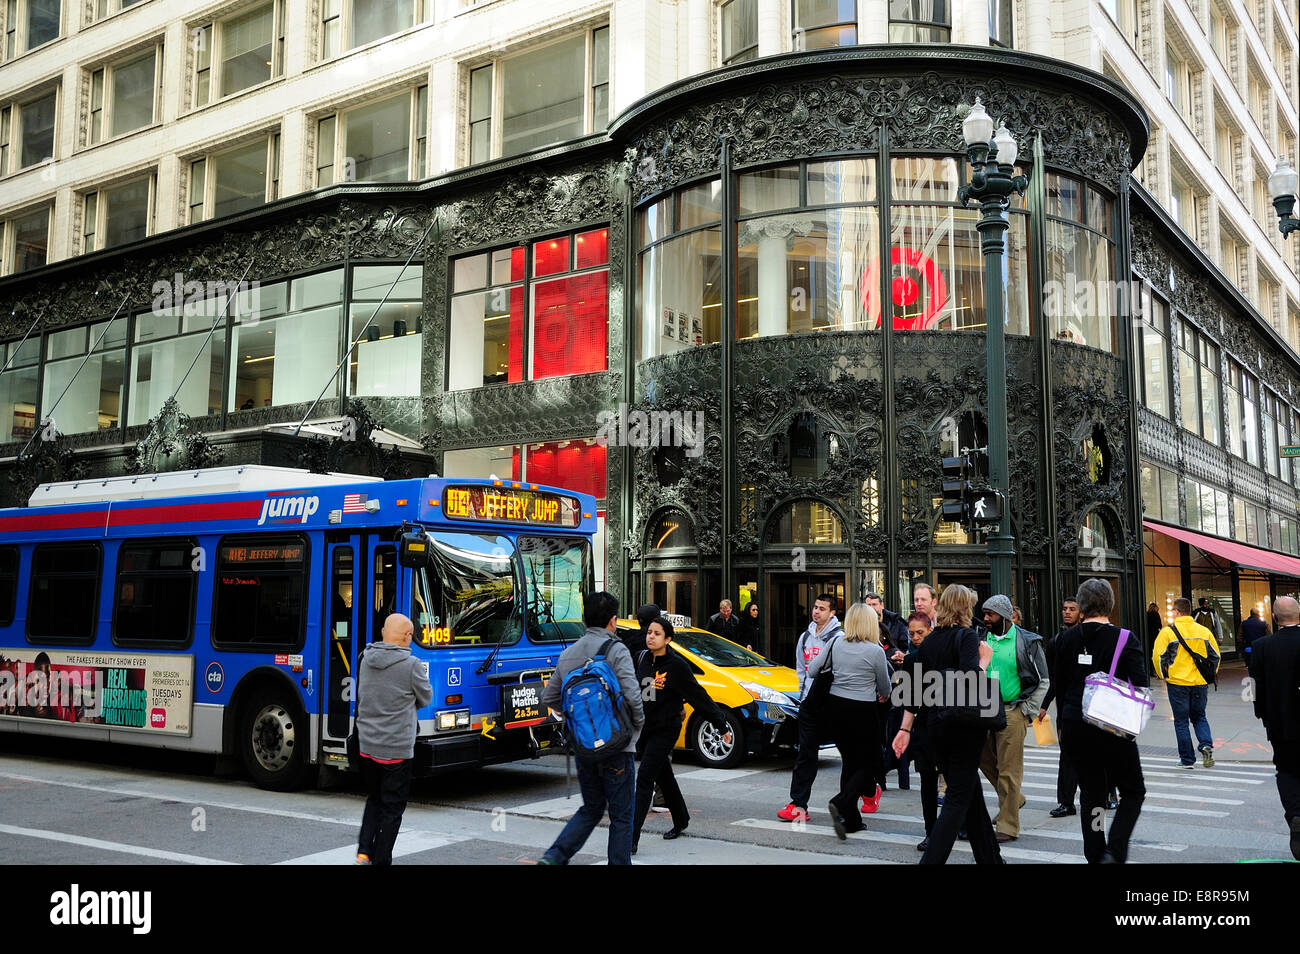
[616,615,799,769]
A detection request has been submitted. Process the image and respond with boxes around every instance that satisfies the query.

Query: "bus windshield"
[518,536,592,643]
[418,531,521,647]
[670,628,768,667]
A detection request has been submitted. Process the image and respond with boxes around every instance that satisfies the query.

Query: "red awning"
[1143,520,1300,579]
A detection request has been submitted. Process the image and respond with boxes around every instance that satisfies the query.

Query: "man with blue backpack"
[539,591,645,865]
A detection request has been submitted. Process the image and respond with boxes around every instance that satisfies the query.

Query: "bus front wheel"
[239,690,308,791]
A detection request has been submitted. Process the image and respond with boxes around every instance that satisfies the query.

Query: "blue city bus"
[0,466,597,790]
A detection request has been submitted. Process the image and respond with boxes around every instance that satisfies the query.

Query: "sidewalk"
[1028,661,1276,764]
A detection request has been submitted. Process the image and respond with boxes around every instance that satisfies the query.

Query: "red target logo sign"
[860,247,949,330]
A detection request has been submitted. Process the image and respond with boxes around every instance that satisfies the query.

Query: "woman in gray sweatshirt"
[805,602,892,838]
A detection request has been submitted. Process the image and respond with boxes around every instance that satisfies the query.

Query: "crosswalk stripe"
[837,811,1187,851]
[276,831,468,865]
[1021,755,1273,782]
[1020,768,1255,792]
[676,768,764,781]
[1001,780,1242,805]
[0,822,237,865]
[1022,752,1276,778]
[979,789,1229,817]
[733,818,1085,863]
[507,794,583,818]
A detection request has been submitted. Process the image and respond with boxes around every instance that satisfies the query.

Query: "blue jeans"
[542,753,636,865]
[1166,684,1213,765]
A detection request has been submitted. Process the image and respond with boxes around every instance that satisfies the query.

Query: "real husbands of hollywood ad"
[0,650,193,735]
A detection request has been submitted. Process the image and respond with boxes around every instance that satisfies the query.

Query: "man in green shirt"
[979,594,1050,842]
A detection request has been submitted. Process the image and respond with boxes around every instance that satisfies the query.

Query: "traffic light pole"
[976,197,1015,600]
[958,114,1027,601]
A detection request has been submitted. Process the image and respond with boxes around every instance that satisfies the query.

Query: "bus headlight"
[437,709,470,731]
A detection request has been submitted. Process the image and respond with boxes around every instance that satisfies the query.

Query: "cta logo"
[149,708,167,728]
[257,494,320,525]
[204,661,224,693]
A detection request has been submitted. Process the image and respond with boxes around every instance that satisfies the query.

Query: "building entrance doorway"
[648,572,695,622]
[765,572,847,669]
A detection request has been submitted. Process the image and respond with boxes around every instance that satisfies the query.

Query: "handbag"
[1171,623,1219,686]
[1083,629,1155,739]
[931,629,1006,733]
[800,635,839,719]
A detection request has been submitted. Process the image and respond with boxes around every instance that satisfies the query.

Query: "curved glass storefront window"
[636,180,723,360]
[648,509,694,549]
[1045,173,1116,352]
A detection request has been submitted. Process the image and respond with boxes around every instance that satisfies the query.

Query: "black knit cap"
[636,603,661,627]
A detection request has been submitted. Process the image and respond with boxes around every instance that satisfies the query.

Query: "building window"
[450,227,609,389]
[1175,321,1221,444]
[1164,44,1193,124]
[321,0,430,57]
[443,445,520,481]
[0,86,56,173]
[467,27,609,163]
[637,180,723,358]
[1169,173,1195,236]
[889,0,949,42]
[316,87,425,185]
[767,499,844,544]
[94,0,147,20]
[89,44,161,144]
[648,509,694,549]
[793,0,857,49]
[4,0,59,59]
[1135,287,1170,418]
[41,319,126,434]
[988,0,1012,47]
[721,0,758,65]
[1261,389,1283,478]
[229,269,345,411]
[191,1,285,107]
[1045,173,1116,351]
[189,133,281,222]
[349,264,423,397]
[1198,336,1221,444]
[1140,461,1180,521]
[0,333,39,441]
[1184,479,1230,537]
[2,205,49,275]
[1100,0,1139,47]
[523,439,607,499]
[1225,360,1261,466]
[127,305,225,427]
[83,174,154,252]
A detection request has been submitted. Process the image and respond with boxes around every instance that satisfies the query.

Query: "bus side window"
[211,535,308,649]
[0,546,17,627]
[372,545,396,642]
[113,540,197,646]
[28,544,100,644]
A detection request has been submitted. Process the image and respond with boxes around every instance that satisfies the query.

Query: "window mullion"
[492,63,503,159]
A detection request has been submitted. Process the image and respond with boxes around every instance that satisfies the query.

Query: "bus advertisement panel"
[0,649,194,734]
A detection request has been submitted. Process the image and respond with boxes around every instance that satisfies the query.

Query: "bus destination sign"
[444,486,581,528]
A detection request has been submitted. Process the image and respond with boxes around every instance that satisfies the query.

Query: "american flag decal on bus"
[342,493,369,513]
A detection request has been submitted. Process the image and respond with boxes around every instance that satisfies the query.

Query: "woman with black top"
[1053,578,1147,863]
[891,584,1003,865]
[740,601,763,656]
[632,617,732,852]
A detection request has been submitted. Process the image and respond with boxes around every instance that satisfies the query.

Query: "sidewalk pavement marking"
[0,822,237,865]
[507,794,584,818]
[733,819,1086,864]
[276,831,468,865]
[830,811,1188,852]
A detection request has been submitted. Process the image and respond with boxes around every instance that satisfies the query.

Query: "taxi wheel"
[691,709,745,770]
[239,689,308,791]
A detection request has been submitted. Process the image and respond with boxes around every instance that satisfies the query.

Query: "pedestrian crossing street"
[500,746,1283,863]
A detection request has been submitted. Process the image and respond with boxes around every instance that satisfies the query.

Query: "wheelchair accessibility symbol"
[447,667,462,687]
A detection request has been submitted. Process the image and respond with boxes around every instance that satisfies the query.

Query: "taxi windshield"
[670,628,768,667]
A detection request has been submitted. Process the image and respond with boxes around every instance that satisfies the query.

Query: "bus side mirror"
[399,532,429,568]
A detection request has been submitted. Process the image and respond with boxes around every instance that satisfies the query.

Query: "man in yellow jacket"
[1152,597,1221,769]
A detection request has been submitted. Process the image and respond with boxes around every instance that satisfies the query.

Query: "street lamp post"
[1269,159,1299,239]
[958,99,1028,600]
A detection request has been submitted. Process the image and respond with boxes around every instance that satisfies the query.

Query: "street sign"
[1281,445,1300,459]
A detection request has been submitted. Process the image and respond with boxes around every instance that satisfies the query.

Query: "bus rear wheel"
[239,690,308,791]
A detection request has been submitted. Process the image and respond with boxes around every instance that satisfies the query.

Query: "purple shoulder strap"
[1108,629,1131,678]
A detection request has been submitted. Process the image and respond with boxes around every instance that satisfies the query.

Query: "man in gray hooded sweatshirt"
[778,594,844,822]
[355,612,433,865]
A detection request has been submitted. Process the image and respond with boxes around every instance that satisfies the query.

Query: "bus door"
[324,535,363,741]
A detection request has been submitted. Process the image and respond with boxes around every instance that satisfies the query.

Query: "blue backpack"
[560,638,633,761]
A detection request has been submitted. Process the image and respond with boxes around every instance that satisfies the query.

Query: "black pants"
[1273,740,1300,828]
[1056,712,1078,805]
[909,725,940,834]
[921,722,1002,865]
[1060,720,1146,863]
[883,705,911,789]
[789,706,830,809]
[826,695,882,830]
[358,756,414,865]
[634,724,688,840]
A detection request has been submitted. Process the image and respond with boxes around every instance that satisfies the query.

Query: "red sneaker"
[777,803,809,822]
[860,786,882,814]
